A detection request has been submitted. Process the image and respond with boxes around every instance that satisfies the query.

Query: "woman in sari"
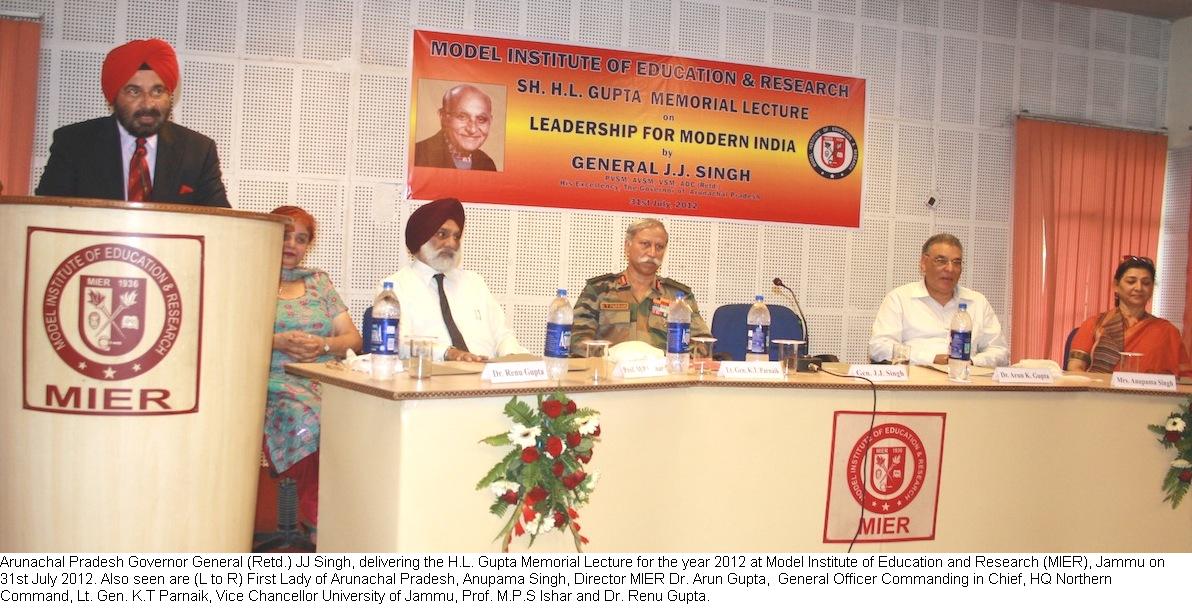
[1068,256,1189,375]
[265,205,362,537]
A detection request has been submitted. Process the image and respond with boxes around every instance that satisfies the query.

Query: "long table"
[286,362,1192,553]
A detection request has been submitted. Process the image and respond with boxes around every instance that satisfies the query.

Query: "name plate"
[481,361,548,383]
[847,364,909,381]
[615,358,669,379]
[1111,372,1178,392]
[717,361,785,380]
[992,367,1056,384]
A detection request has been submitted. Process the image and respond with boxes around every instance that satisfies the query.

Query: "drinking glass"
[691,336,718,376]
[407,336,435,379]
[774,339,805,375]
[1118,352,1143,373]
[583,340,611,382]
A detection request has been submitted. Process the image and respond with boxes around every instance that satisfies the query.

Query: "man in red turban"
[377,197,526,362]
[35,39,228,207]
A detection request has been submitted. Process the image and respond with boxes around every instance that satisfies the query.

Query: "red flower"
[1166,431,1182,443]
[1180,470,1192,483]
[567,507,579,519]
[577,451,592,464]
[564,400,577,414]
[527,486,548,504]
[552,461,565,477]
[523,505,537,523]
[566,432,581,447]
[553,511,566,528]
[520,447,539,463]
[563,471,587,490]
[542,400,564,418]
[501,490,518,504]
[580,535,590,545]
[515,521,525,536]
[571,522,582,532]
[546,436,564,458]
[594,425,602,437]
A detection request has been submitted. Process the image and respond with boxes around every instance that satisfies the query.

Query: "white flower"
[577,416,600,436]
[1171,459,1192,469]
[508,423,541,448]
[585,471,600,492]
[489,480,520,498]
[1166,418,1187,433]
[528,512,549,534]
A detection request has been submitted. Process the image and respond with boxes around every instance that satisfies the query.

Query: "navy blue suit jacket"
[35,116,230,207]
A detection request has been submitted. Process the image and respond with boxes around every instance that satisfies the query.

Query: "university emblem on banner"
[824,412,946,543]
[24,229,204,415]
[807,125,858,179]
[79,276,146,356]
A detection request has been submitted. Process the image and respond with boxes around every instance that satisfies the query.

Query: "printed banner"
[824,411,946,543]
[409,30,866,226]
[23,228,205,415]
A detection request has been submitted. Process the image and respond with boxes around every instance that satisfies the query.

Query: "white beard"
[419,242,460,273]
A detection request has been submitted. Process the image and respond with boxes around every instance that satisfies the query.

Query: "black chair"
[710,303,805,361]
[360,306,374,354]
[1061,326,1079,370]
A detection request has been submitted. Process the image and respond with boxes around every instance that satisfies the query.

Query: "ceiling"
[1054,0,1192,20]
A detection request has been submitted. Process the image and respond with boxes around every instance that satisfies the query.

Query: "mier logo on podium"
[23,228,205,415]
[823,412,946,543]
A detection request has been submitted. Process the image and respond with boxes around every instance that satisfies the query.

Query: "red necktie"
[128,137,152,201]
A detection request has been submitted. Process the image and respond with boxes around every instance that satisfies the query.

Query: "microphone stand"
[772,278,809,357]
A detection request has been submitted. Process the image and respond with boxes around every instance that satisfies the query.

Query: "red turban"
[101,39,179,104]
[406,198,465,253]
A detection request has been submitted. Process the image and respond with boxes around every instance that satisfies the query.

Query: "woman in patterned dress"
[265,205,362,534]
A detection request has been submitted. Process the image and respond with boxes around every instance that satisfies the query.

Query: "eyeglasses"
[927,256,962,268]
[446,112,491,127]
[1121,255,1154,264]
[120,85,170,100]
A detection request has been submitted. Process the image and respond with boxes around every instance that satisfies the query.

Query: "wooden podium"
[0,196,284,551]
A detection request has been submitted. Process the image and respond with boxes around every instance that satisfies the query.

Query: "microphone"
[772,277,810,357]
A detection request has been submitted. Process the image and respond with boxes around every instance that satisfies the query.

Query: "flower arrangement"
[476,391,601,551]
[1147,397,1192,508]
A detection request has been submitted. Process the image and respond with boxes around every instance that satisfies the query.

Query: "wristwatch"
[322,338,331,354]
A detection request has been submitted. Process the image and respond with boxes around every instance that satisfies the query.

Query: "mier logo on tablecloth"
[823,412,946,543]
[23,228,205,415]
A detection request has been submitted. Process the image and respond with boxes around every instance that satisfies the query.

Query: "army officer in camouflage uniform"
[570,218,712,355]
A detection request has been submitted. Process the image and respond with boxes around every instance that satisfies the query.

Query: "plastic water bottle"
[369,281,400,381]
[544,288,573,381]
[746,295,771,362]
[947,302,972,382]
[666,292,692,374]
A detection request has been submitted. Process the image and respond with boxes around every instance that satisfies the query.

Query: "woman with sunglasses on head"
[1068,256,1189,375]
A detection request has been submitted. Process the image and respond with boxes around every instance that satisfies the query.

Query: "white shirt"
[117,121,157,200]
[869,281,1009,367]
[382,259,526,361]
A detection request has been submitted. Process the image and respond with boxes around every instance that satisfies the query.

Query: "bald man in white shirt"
[870,233,1009,367]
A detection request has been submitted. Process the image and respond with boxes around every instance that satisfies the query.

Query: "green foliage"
[504,397,537,426]
[474,450,518,490]
[477,390,602,551]
[1150,397,1191,510]
[480,432,511,446]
